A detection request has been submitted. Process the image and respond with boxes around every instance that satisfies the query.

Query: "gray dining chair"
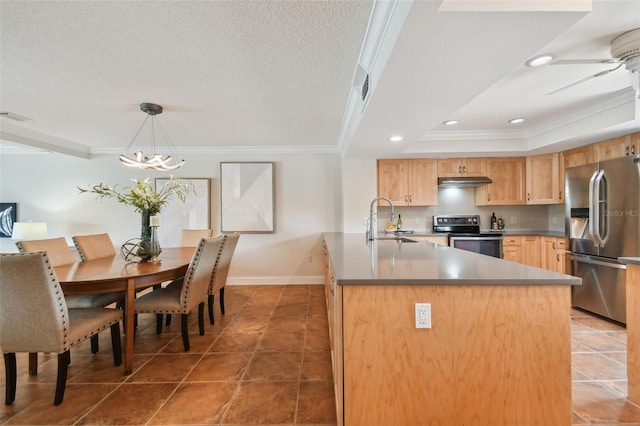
[180,229,214,247]
[134,235,224,351]
[0,252,123,405]
[208,232,240,324]
[15,237,124,366]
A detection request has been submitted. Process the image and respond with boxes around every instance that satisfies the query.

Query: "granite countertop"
[323,233,581,286]
[620,257,640,266]
[384,230,566,238]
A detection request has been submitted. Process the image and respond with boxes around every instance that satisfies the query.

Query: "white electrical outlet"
[415,303,431,329]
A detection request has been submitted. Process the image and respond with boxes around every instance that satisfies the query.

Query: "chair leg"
[54,351,71,405]
[208,294,215,325]
[110,323,122,366]
[181,314,190,351]
[4,353,16,405]
[28,352,38,376]
[220,287,225,315]
[90,335,99,354]
[156,314,164,334]
[165,314,172,326]
[198,302,205,336]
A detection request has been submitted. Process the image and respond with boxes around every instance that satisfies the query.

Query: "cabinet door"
[377,160,410,206]
[563,144,596,168]
[541,237,558,271]
[502,236,522,263]
[526,153,560,205]
[437,159,463,177]
[409,159,438,206]
[411,236,448,245]
[476,157,526,205]
[462,158,486,177]
[522,236,541,268]
[597,135,632,161]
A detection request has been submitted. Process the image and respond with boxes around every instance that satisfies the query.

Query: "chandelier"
[119,103,185,171]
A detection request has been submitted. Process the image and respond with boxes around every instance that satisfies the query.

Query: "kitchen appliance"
[565,155,640,324]
[433,214,503,258]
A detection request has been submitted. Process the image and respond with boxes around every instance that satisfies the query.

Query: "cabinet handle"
[527,193,531,201]
[462,165,466,174]
[409,194,413,202]
[632,144,637,156]
[552,241,556,250]
[404,195,408,202]
[626,145,630,156]
[559,191,562,200]
[557,254,560,262]
[458,166,462,174]
[487,192,491,202]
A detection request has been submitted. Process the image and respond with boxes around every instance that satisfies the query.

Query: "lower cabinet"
[409,235,448,245]
[503,235,567,273]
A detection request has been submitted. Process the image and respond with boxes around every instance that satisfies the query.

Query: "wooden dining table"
[54,247,194,374]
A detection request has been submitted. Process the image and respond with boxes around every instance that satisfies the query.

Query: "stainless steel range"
[433,214,503,258]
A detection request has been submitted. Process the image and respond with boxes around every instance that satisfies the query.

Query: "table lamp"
[11,222,48,240]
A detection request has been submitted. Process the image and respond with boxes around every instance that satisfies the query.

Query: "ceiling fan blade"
[551,58,621,65]
[545,64,624,95]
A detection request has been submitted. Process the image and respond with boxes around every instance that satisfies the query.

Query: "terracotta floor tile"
[297,381,337,424]
[210,331,262,352]
[267,315,307,332]
[572,332,628,352]
[126,353,202,382]
[301,350,333,381]
[279,293,310,305]
[573,352,627,380]
[573,381,640,423]
[76,383,176,425]
[222,381,298,424]
[148,381,238,425]
[185,352,252,381]
[273,304,309,319]
[305,326,331,351]
[244,351,302,381]
[226,315,271,334]
[160,331,219,353]
[259,329,306,351]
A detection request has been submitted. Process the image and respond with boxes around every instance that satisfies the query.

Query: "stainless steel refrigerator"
[565,155,640,324]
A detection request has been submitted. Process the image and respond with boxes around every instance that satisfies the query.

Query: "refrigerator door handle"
[568,254,627,270]
[588,169,600,248]
[597,171,609,246]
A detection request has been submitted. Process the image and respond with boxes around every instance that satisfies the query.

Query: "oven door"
[449,235,503,258]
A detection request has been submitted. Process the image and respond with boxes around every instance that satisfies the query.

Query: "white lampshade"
[11,222,48,240]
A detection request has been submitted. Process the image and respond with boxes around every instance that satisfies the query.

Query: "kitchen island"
[622,257,640,404]
[322,233,581,426]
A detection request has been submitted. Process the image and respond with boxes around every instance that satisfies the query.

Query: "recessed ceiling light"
[443,120,459,126]
[389,135,403,142]
[525,54,555,67]
[509,118,525,124]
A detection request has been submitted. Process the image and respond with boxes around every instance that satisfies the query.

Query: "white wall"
[0,151,343,284]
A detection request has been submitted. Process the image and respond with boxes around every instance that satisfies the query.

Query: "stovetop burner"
[433,214,482,234]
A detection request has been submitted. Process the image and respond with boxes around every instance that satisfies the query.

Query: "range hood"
[438,176,493,188]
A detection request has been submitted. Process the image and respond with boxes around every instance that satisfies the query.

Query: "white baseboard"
[227,276,324,285]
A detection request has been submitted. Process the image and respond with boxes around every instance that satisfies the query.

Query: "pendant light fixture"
[119,102,185,171]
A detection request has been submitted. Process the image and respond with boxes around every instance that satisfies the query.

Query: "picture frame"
[155,178,210,247]
[220,162,274,233]
[0,203,17,238]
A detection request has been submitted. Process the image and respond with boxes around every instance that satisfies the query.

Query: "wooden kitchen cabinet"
[502,236,522,263]
[563,144,596,168]
[475,157,526,205]
[596,134,637,161]
[437,158,486,177]
[377,159,438,206]
[526,153,563,205]
[522,236,541,268]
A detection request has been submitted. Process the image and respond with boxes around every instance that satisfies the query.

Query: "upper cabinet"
[563,144,596,169]
[377,159,438,206]
[437,158,486,177]
[475,157,526,206]
[596,134,637,161]
[526,153,563,205]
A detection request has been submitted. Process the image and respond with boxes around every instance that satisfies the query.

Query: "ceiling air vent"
[361,73,369,101]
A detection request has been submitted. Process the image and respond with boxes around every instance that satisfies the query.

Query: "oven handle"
[449,236,504,241]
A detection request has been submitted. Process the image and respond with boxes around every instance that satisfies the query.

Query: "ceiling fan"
[534,28,640,97]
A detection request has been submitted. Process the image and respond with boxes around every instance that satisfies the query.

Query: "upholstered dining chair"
[0,252,123,406]
[134,235,224,351]
[72,233,117,261]
[180,229,214,247]
[16,237,124,362]
[208,232,240,324]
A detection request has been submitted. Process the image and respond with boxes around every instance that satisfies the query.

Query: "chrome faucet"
[367,196,395,240]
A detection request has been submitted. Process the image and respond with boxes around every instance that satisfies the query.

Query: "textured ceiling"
[1,0,639,160]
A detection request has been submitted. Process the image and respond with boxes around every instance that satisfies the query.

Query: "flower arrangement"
[78,176,195,215]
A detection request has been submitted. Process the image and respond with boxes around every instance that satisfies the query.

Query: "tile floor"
[0,285,638,425]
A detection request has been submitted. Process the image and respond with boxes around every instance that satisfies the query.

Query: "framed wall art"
[220,162,274,233]
[155,178,210,247]
[0,203,17,238]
